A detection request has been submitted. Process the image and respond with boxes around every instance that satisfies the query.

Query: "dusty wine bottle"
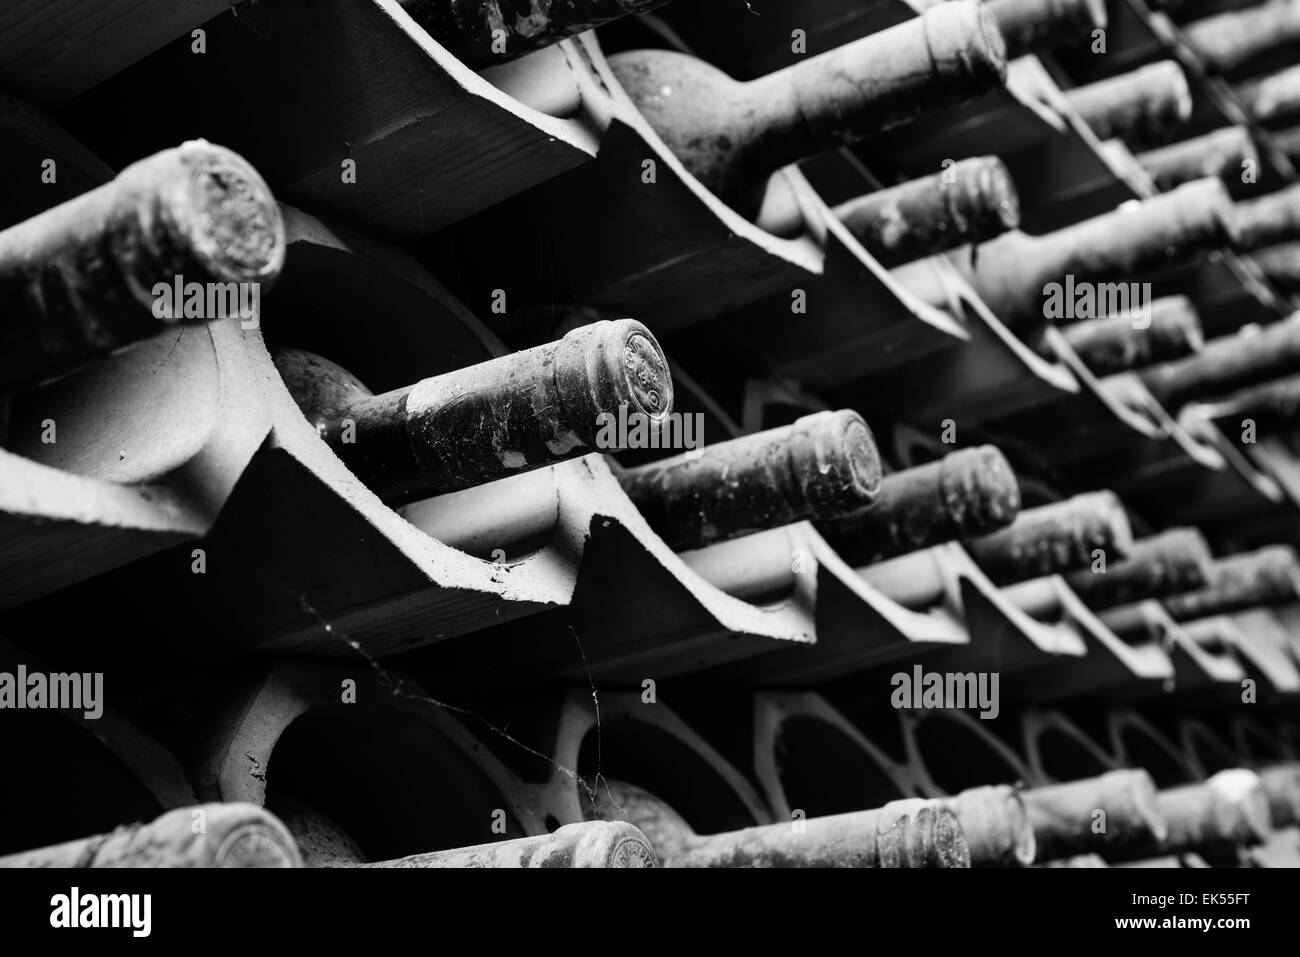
[963,491,1134,585]
[1136,126,1259,191]
[1237,64,1300,126]
[1164,545,1300,620]
[1139,313,1300,410]
[0,804,301,868]
[815,445,1022,566]
[1159,771,1274,852]
[588,780,969,867]
[0,140,285,392]
[1107,770,1273,860]
[1063,527,1214,610]
[1064,61,1192,146]
[763,156,1021,265]
[1257,763,1300,827]
[1049,295,1204,375]
[608,2,1007,215]
[1233,183,1300,251]
[1020,769,1168,862]
[955,178,1239,329]
[1247,239,1300,294]
[943,784,1037,867]
[273,797,657,867]
[274,319,673,504]
[987,0,1108,57]
[398,0,668,68]
[618,410,882,552]
[1181,0,1300,76]
[1193,370,1300,423]
[352,823,657,868]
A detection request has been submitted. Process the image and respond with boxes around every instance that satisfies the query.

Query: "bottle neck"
[677,800,967,868]
[965,491,1133,585]
[1064,529,1212,608]
[1138,127,1258,192]
[1142,314,1300,409]
[1057,297,1204,375]
[969,180,1235,326]
[944,785,1037,866]
[771,2,1006,152]
[277,320,673,505]
[830,157,1020,266]
[1024,770,1165,860]
[619,410,881,552]
[1066,61,1191,144]
[1234,184,1300,252]
[818,446,1020,565]
[616,2,1005,213]
[989,0,1107,57]
[1185,1,1300,74]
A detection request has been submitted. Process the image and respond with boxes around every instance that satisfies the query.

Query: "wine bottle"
[1139,313,1300,410]
[1233,182,1300,251]
[1,141,284,391]
[1247,239,1300,294]
[608,2,1008,215]
[274,319,673,504]
[1064,61,1192,146]
[0,804,300,868]
[1181,0,1300,76]
[1136,126,1259,191]
[1164,545,1300,620]
[398,0,669,68]
[963,491,1134,585]
[588,780,969,867]
[1049,295,1204,375]
[987,0,1108,57]
[816,445,1022,566]
[1192,370,1300,422]
[1257,763,1300,828]
[1107,770,1273,861]
[858,492,1130,607]
[1063,528,1214,610]
[356,823,657,867]
[955,178,1240,329]
[943,784,1037,866]
[762,157,1021,265]
[270,795,658,866]
[1021,769,1168,861]
[1237,64,1300,126]
[618,410,883,552]
[1157,770,1273,853]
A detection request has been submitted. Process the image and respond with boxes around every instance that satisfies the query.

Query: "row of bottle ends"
[8,140,1300,624]
[3,754,1297,868]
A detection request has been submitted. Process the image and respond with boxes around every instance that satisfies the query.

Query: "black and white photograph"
[0,0,1297,940]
